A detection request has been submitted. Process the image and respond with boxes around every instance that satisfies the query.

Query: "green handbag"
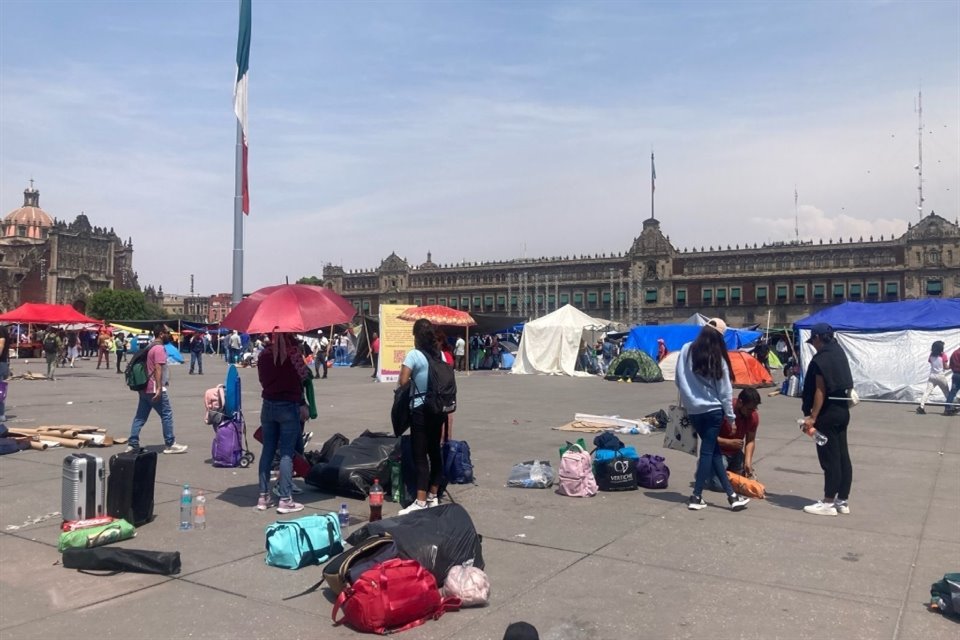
[58,519,136,552]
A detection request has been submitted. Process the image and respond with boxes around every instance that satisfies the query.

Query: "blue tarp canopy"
[164,342,185,364]
[794,299,960,332]
[623,324,762,359]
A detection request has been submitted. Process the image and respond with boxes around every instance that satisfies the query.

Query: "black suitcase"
[107,449,157,526]
[62,454,106,521]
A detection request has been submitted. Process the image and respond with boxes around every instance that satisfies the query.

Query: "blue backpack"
[265,513,343,570]
[443,440,474,484]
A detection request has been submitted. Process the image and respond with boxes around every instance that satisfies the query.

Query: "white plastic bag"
[442,563,490,607]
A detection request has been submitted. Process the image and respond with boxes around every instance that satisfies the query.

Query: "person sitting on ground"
[710,388,761,489]
[917,340,950,415]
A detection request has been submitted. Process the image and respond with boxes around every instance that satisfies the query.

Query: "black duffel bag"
[62,547,181,575]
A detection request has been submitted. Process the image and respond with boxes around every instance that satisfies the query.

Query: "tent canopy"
[0,303,100,325]
[795,299,960,401]
[604,349,663,383]
[511,304,608,376]
[795,299,960,332]
[623,324,762,360]
[728,351,774,388]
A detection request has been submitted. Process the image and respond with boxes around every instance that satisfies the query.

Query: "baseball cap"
[503,622,540,640]
[806,323,833,344]
[705,317,727,335]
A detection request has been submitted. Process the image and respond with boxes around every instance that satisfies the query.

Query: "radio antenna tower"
[794,185,799,242]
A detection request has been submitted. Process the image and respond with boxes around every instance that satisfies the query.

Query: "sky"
[1,0,958,296]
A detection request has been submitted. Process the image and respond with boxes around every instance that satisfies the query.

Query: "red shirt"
[371,337,380,355]
[950,348,960,374]
[258,343,309,403]
[719,398,759,456]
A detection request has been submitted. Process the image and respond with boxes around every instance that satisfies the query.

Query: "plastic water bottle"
[193,490,206,530]
[179,484,193,530]
[798,419,828,446]
[368,478,384,522]
[338,503,350,531]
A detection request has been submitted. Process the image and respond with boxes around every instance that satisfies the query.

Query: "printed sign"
[377,304,415,383]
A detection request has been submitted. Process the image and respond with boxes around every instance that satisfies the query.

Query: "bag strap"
[331,590,349,625]
[282,575,324,601]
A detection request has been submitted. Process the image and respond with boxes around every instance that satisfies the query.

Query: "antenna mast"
[916,89,924,219]
[794,185,799,242]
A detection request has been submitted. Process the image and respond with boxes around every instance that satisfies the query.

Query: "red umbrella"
[220,284,356,334]
[397,305,476,327]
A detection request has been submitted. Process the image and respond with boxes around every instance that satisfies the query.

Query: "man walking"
[189,333,204,375]
[228,330,242,364]
[126,325,187,454]
[114,332,127,374]
[801,323,854,516]
[454,335,466,372]
[43,331,62,380]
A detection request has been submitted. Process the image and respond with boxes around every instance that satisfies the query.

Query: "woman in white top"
[917,340,950,415]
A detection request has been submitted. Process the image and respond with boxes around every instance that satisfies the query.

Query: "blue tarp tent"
[623,324,762,360]
[795,299,960,401]
[164,342,185,364]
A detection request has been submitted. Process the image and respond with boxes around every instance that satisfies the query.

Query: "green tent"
[604,349,663,383]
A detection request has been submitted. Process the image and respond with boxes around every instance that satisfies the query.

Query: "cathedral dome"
[3,183,53,239]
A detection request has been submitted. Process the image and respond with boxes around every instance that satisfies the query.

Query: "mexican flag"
[234,0,251,214]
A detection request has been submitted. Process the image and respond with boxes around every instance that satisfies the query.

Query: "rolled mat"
[62,548,181,575]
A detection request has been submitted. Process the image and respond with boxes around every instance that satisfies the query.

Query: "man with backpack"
[125,325,187,454]
[43,330,62,380]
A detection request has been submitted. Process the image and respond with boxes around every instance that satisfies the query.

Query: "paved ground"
[0,356,957,640]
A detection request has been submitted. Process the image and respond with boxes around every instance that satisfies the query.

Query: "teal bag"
[265,513,343,570]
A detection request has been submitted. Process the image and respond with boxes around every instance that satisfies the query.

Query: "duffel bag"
[265,513,343,570]
[636,454,670,489]
[332,558,461,634]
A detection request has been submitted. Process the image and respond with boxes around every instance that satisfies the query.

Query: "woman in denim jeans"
[256,333,310,514]
[675,318,750,512]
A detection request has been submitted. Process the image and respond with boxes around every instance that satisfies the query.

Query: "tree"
[88,289,167,321]
[296,276,323,286]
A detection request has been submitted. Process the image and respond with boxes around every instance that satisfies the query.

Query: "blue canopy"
[794,299,960,332]
[623,324,762,359]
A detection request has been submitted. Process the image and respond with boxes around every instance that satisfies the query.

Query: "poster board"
[377,304,414,383]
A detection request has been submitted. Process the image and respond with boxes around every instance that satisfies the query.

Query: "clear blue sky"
[1,0,958,294]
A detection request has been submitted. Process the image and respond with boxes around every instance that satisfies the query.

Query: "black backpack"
[423,355,457,415]
[43,335,59,354]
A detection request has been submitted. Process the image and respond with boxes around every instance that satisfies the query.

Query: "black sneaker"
[687,495,707,510]
[916,407,926,415]
[728,493,750,511]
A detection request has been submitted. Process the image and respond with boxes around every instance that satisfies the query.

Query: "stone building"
[322,212,960,326]
[0,184,138,312]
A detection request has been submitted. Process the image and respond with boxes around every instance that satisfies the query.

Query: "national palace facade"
[322,212,959,326]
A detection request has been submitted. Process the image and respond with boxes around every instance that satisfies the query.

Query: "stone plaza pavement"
[0,357,957,640]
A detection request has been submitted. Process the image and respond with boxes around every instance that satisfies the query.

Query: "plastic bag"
[442,562,490,607]
[507,460,554,489]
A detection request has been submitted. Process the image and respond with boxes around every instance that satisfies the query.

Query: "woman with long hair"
[397,318,445,514]
[917,340,950,415]
[675,318,750,511]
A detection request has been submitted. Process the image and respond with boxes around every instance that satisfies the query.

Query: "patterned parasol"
[397,305,477,327]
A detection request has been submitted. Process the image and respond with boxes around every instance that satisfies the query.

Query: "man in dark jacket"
[801,323,854,516]
[189,333,204,375]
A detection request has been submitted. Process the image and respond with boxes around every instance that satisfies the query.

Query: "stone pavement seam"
[890,422,950,640]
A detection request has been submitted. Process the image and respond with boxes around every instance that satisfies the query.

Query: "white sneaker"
[398,500,429,516]
[834,501,850,515]
[803,500,838,516]
[162,443,188,454]
[426,496,439,508]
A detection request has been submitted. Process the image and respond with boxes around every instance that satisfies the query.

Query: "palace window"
[602,292,611,303]
[702,288,713,304]
[427,297,436,305]
[587,292,598,304]
[461,297,470,309]
[776,285,788,300]
[833,284,845,299]
[438,297,446,305]
[813,284,825,299]
[645,289,658,303]
[548,294,556,306]
[730,287,741,303]
[497,295,506,308]
[573,292,583,305]
[849,284,862,300]
[794,285,805,299]
[473,296,482,308]
[484,295,494,307]
[756,286,768,301]
[716,288,726,303]
[866,283,879,299]
[927,280,943,296]
[560,293,570,305]
[885,282,899,298]
[676,289,687,306]
[450,298,458,309]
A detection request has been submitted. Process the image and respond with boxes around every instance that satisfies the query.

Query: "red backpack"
[332,558,460,634]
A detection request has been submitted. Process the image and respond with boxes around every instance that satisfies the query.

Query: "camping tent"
[604,350,663,383]
[658,351,680,381]
[795,299,960,401]
[0,303,100,325]
[623,324,762,360]
[511,305,609,376]
[728,351,774,388]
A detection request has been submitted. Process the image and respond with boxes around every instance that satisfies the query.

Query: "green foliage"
[296,276,323,286]
[88,289,167,321]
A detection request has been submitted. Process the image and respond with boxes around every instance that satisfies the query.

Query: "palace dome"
[3,184,53,239]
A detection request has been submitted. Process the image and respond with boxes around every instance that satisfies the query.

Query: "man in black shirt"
[801,323,854,516]
[0,324,10,422]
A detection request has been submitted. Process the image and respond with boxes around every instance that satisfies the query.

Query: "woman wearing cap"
[675,318,751,511]
[801,323,854,516]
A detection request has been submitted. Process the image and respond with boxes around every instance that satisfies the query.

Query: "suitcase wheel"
[239,452,254,468]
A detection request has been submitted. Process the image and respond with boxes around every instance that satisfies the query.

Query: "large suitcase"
[62,453,105,521]
[107,448,157,526]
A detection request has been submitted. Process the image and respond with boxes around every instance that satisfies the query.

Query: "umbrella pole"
[362,315,373,369]
[465,326,470,376]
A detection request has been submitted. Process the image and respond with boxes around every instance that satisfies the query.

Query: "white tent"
[511,305,609,376]
[658,350,680,381]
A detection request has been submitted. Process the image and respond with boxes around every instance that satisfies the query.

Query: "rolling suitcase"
[107,448,157,526]
[62,453,105,521]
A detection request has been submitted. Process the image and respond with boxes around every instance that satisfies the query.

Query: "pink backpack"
[556,444,598,497]
[203,385,226,425]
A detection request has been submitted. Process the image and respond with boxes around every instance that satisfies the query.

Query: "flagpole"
[232,119,244,305]
[650,151,656,220]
